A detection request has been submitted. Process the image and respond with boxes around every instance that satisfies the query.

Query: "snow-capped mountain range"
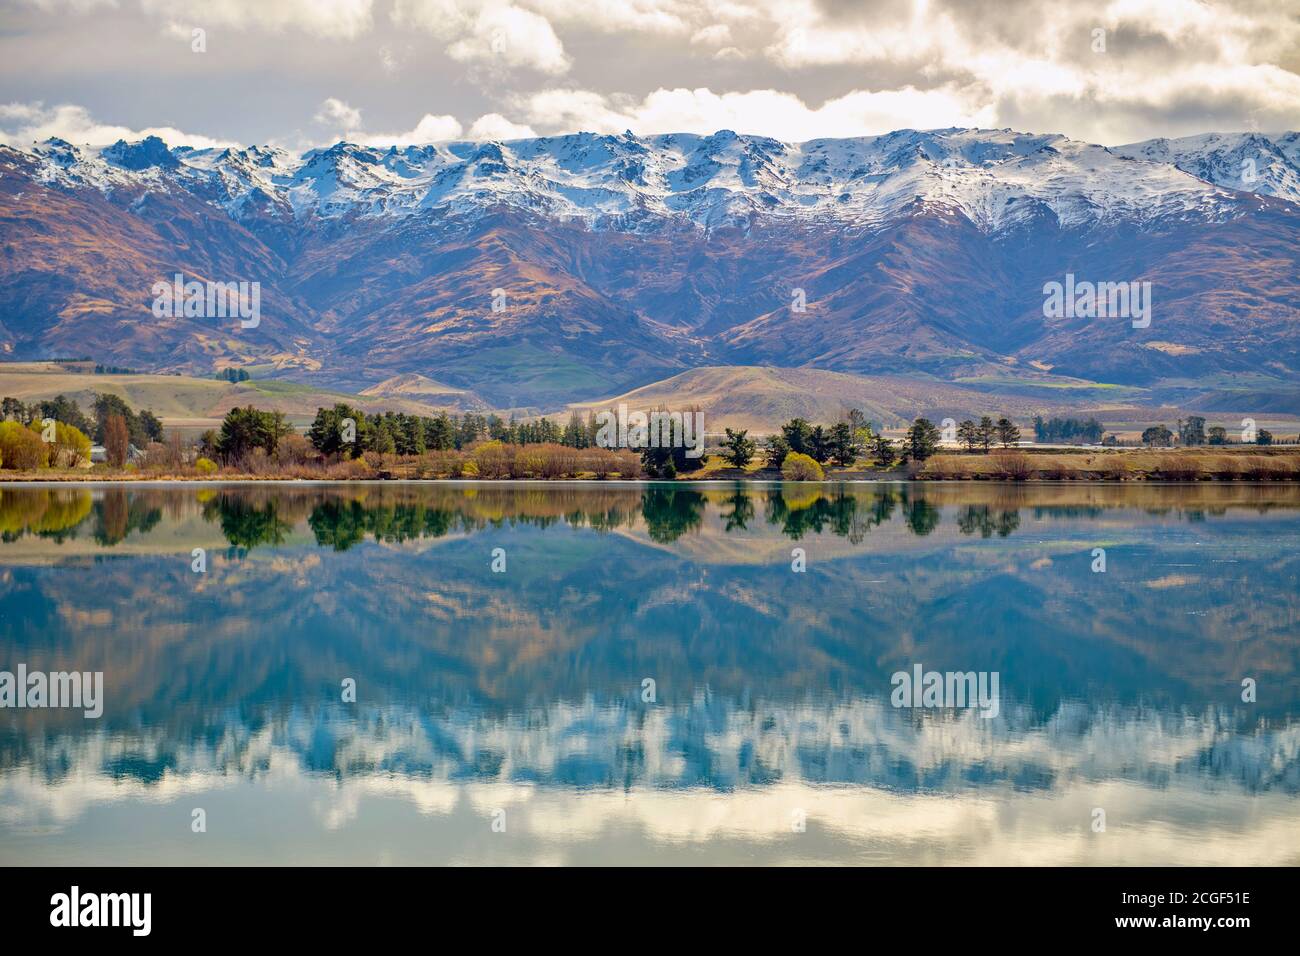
[21,127,1300,233]
[1,127,1298,408]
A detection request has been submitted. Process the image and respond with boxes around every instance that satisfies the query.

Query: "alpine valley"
[1,127,1298,416]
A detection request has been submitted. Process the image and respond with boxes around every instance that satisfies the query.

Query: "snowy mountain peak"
[1116,131,1300,203]
[9,127,1298,234]
[101,134,179,171]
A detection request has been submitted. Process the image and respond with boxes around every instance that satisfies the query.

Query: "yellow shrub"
[0,421,49,470]
[512,451,545,479]
[51,422,92,468]
[471,440,512,479]
[781,451,824,481]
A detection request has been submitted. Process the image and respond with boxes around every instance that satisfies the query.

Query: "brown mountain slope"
[0,148,319,372]
[305,215,691,402]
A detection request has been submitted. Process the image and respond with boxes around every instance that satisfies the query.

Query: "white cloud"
[451,4,570,73]
[0,100,465,154]
[513,88,624,132]
[355,113,465,146]
[138,0,375,39]
[528,0,691,34]
[0,103,46,123]
[16,0,118,11]
[467,112,537,139]
[1034,61,1300,144]
[764,0,945,68]
[393,0,571,74]
[690,23,731,46]
[510,85,996,141]
[0,102,233,148]
[314,97,363,131]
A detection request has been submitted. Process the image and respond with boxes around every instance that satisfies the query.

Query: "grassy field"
[0,363,469,431]
[446,343,633,410]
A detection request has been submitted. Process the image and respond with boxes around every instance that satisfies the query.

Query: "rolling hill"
[358,373,490,411]
[564,366,1300,434]
[0,364,462,430]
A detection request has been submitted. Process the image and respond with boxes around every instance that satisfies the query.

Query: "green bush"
[195,457,218,474]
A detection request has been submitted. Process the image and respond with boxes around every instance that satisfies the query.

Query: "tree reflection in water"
[0,482,1297,554]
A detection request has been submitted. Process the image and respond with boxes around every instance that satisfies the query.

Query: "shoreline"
[4,447,1300,485]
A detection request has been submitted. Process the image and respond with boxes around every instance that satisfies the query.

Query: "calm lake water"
[1,480,1297,866]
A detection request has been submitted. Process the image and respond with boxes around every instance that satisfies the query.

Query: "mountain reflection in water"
[1,481,1298,865]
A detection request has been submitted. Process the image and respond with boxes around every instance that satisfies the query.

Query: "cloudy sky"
[1,0,1297,151]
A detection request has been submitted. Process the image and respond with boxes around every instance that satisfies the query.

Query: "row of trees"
[716,411,882,473]
[220,405,942,477]
[200,405,508,466]
[875,418,1016,467]
[1140,416,1278,447]
[302,404,712,479]
[1032,416,1105,444]
[724,413,1021,472]
[1,393,164,448]
[301,405,619,463]
[10,389,1293,478]
[1,393,126,469]
[202,404,670,477]
[762,417,871,468]
[3,395,92,437]
[954,416,1022,452]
